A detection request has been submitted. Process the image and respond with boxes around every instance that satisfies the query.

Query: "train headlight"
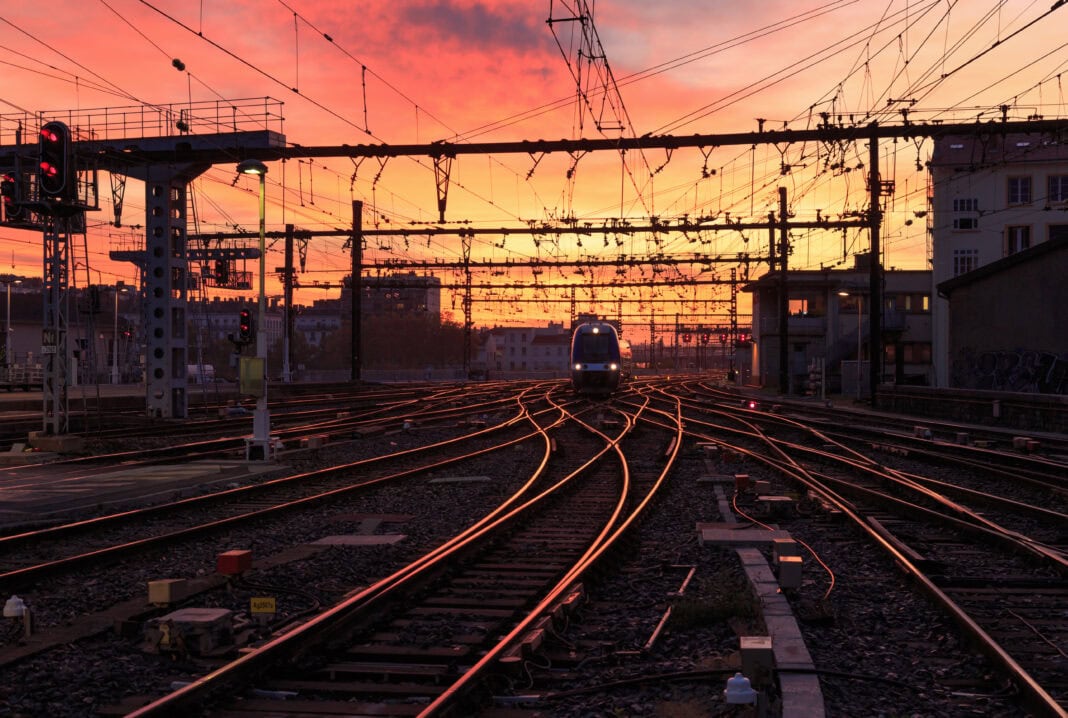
[609,363,619,371]
[573,363,583,371]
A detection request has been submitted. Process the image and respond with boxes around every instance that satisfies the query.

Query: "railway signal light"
[1,172,21,221]
[39,121,73,200]
[214,259,230,285]
[238,307,254,342]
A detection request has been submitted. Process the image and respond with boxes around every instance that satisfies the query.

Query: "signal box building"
[937,235,1068,394]
[742,255,932,397]
[928,132,1068,388]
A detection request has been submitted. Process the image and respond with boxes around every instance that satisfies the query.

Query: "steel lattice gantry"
[143,164,202,417]
[97,130,284,419]
[42,217,72,434]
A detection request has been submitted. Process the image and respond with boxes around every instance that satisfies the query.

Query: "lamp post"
[838,289,862,400]
[237,159,270,460]
[111,282,127,384]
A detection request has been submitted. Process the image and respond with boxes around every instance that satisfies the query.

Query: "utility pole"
[867,126,883,408]
[351,200,363,382]
[777,187,789,395]
[282,224,294,383]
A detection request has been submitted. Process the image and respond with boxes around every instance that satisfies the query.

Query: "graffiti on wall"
[951,347,1068,395]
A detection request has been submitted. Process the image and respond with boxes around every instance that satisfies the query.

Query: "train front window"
[577,333,615,361]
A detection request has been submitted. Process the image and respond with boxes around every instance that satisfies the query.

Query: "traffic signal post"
[237,159,272,461]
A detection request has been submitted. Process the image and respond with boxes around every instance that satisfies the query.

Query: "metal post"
[4,280,10,370]
[778,187,789,394]
[237,159,271,460]
[351,200,363,382]
[282,224,293,383]
[856,298,862,401]
[868,124,882,407]
[254,169,269,456]
[112,286,119,384]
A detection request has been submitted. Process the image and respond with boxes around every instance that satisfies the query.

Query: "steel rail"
[639,402,1068,718]
[123,388,607,715]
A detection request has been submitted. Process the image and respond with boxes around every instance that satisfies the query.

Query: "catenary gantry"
[2,97,1066,424]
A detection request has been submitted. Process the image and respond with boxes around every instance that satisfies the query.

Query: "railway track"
[1,377,1065,716]
[659,386,1068,716]
[118,388,683,716]
[0,394,558,594]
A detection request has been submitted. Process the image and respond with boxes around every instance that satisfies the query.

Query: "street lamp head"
[236,159,268,176]
[837,290,850,297]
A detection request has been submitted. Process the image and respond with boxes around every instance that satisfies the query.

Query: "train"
[569,321,631,396]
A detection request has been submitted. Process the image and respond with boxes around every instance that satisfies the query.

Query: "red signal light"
[1,173,15,202]
[38,121,72,199]
[238,308,254,341]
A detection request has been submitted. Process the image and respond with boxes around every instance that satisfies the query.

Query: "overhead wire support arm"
[162,117,1068,167]
[433,151,453,222]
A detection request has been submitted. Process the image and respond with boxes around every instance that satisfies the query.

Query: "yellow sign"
[251,596,276,614]
[239,356,265,397]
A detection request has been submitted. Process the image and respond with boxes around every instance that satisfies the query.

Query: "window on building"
[1005,226,1031,255]
[953,248,978,276]
[1050,224,1068,242]
[951,198,978,231]
[1008,176,1032,205]
[788,293,826,317]
[900,294,930,313]
[1049,175,1068,203]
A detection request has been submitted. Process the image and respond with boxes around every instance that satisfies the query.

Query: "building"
[743,256,932,396]
[475,322,571,376]
[937,235,1068,394]
[294,301,342,348]
[188,296,283,349]
[340,272,441,320]
[928,132,1068,387]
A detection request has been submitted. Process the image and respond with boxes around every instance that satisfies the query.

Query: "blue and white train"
[569,321,631,397]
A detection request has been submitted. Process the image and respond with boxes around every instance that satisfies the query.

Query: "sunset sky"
[2,0,1067,335]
